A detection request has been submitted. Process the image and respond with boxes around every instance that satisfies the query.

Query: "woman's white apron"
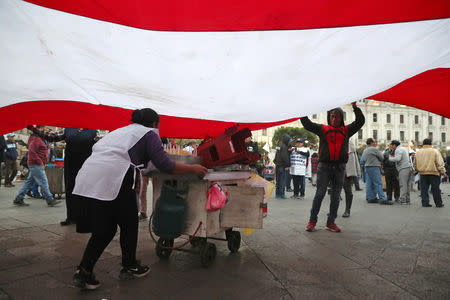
[73,123,155,201]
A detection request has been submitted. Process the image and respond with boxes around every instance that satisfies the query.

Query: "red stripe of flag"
[26,0,450,31]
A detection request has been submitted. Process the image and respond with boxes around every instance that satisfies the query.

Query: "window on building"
[414,115,419,124]
[373,130,378,141]
[442,116,446,126]
[415,131,419,141]
[387,130,391,141]
[343,111,347,121]
[262,128,267,136]
[358,129,363,140]
[428,116,433,125]
[442,132,446,143]
[373,113,377,122]
[400,115,404,124]
[386,114,391,123]
[429,132,433,140]
[400,131,405,141]
[312,114,317,119]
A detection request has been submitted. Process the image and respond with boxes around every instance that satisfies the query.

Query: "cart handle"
[148,211,203,250]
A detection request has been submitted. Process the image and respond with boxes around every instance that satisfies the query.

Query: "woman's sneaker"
[72,267,101,290]
[119,262,150,280]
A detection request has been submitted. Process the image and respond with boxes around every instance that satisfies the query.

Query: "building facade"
[252,100,449,150]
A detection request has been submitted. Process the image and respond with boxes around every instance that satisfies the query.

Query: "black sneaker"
[13,199,30,206]
[422,204,432,207]
[119,262,150,280]
[436,204,444,208]
[73,267,101,290]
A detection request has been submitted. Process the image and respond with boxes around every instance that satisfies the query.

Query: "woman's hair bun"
[131,108,160,128]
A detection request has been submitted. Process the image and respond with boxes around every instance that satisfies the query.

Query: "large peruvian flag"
[1,0,449,137]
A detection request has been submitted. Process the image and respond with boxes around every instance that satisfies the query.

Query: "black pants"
[384,168,400,200]
[64,151,91,222]
[292,175,305,197]
[80,169,138,272]
[420,175,443,206]
[343,176,353,212]
[310,162,345,223]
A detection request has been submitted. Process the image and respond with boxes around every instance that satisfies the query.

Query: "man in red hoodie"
[301,102,365,232]
[13,126,61,206]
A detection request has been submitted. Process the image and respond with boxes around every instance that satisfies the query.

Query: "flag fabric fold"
[0,0,449,137]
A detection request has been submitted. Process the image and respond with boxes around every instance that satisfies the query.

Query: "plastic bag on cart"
[205,181,228,211]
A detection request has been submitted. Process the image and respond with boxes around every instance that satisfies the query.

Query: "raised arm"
[300,117,322,136]
[27,125,66,142]
[347,102,365,137]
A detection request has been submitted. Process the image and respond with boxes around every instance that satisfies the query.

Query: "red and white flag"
[1,0,449,137]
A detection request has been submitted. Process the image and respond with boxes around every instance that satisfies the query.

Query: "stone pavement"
[0,180,449,300]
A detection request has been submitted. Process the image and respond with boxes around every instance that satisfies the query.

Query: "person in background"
[342,142,361,217]
[383,147,400,202]
[274,134,291,199]
[13,126,61,207]
[310,153,319,186]
[4,133,18,187]
[0,134,6,186]
[409,150,418,191]
[289,138,310,199]
[301,101,365,233]
[361,138,392,205]
[28,125,99,226]
[389,140,413,205]
[413,138,447,207]
[71,108,207,290]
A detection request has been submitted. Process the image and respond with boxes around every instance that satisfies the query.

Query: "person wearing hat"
[71,108,207,290]
[389,140,412,204]
[4,133,18,187]
[289,138,310,199]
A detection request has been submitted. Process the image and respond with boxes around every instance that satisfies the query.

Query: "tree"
[257,142,268,156]
[272,127,318,150]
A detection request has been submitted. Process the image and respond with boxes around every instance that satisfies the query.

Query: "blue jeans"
[276,167,288,197]
[365,167,386,201]
[310,162,345,223]
[420,175,442,206]
[16,166,53,203]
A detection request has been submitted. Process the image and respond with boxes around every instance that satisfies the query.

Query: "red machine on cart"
[196,125,260,168]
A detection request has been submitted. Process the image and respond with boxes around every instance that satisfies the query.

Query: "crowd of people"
[1,104,449,291]
[271,102,448,233]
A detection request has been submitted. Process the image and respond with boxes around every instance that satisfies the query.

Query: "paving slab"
[0,180,449,299]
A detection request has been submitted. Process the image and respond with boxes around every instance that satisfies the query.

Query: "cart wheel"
[227,231,241,253]
[190,237,203,248]
[155,238,174,260]
[200,242,216,268]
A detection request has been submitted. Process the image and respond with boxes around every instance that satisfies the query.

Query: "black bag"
[20,153,28,168]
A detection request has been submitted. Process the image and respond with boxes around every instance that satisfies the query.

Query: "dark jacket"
[5,140,18,160]
[383,149,397,170]
[0,135,6,162]
[274,134,291,168]
[301,106,365,163]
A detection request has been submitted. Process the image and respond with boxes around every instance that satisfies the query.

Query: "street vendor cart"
[149,164,265,268]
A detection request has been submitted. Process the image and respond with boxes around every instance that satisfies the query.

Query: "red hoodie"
[27,135,48,166]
